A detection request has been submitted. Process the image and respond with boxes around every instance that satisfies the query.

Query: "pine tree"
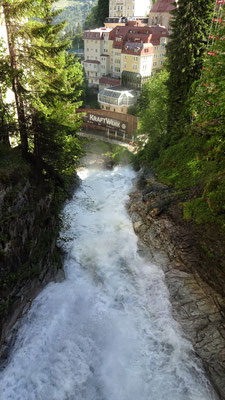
[1,0,39,157]
[1,0,84,181]
[97,0,109,25]
[166,0,215,138]
[191,5,225,133]
[24,0,84,178]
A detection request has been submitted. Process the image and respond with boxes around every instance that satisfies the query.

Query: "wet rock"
[128,171,225,400]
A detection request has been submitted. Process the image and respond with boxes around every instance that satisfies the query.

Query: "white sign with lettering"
[87,113,127,131]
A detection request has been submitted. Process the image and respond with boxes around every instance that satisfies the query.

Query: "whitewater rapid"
[0,163,218,400]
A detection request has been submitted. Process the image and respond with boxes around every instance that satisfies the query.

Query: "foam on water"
[0,164,218,400]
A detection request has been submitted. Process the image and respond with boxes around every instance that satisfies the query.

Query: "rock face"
[0,177,65,363]
[128,171,225,400]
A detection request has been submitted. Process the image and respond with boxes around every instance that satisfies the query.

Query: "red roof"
[99,77,121,86]
[150,0,176,13]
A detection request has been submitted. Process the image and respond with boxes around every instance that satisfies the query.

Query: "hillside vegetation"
[137,1,225,235]
[54,0,97,33]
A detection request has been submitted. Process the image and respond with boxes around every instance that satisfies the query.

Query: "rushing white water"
[0,162,218,400]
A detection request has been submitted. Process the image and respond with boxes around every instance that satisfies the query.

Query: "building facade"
[83,22,168,90]
[148,0,177,31]
[109,0,152,18]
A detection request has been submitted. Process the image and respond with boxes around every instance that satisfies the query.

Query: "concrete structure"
[109,0,152,18]
[98,86,137,113]
[148,0,177,31]
[79,108,138,140]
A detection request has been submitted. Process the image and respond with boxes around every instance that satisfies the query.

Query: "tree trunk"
[0,91,10,146]
[3,3,28,158]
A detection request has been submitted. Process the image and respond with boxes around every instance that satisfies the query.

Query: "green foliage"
[105,145,133,165]
[1,0,84,182]
[0,145,30,185]
[136,70,169,162]
[183,198,215,225]
[166,0,215,135]
[54,0,97,33]
[136,3,225,233]
[83,5,99,30]
[83,0,109,29]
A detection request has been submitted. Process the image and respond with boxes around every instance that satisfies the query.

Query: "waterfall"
[0,162,218,400]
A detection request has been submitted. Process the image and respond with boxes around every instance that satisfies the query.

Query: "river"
[0,157,218,400]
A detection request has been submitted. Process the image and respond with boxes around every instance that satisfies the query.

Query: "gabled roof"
[150,0,176,13]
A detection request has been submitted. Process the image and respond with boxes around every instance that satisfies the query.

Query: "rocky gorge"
[0,142,225,398]
[0,172,67,364]
[128,170,225,400]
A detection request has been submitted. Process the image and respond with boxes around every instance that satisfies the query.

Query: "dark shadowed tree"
[166,0,214,139]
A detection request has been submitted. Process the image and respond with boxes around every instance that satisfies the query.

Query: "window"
[161,61,164,65]
[133,56,138,61]
[154,54,158,58]
[87,48,89,51]
[133,64,137,70]
[124,63,127,68]
[160,53,165,57]
[155,46,158,50]
[96,49,98,52]
[153,62,157,66]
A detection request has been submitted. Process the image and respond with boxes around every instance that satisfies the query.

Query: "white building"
[109,0,152,18]
[98,86,137,114]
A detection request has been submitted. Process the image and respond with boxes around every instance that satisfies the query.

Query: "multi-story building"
[83,27,112,88]
[109,0,152,18]
[148,0,178,31]
[109,23,168,89]
[83,21,168,90]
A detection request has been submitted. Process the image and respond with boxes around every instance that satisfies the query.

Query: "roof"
[99,77,121,86]
[83,27,112,40]
[150,0,177,13]
[99,87,136,98]
[83,60,100,64]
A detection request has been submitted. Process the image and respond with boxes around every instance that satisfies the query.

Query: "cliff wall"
[0,173,65,362]
[128,171,225,400]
